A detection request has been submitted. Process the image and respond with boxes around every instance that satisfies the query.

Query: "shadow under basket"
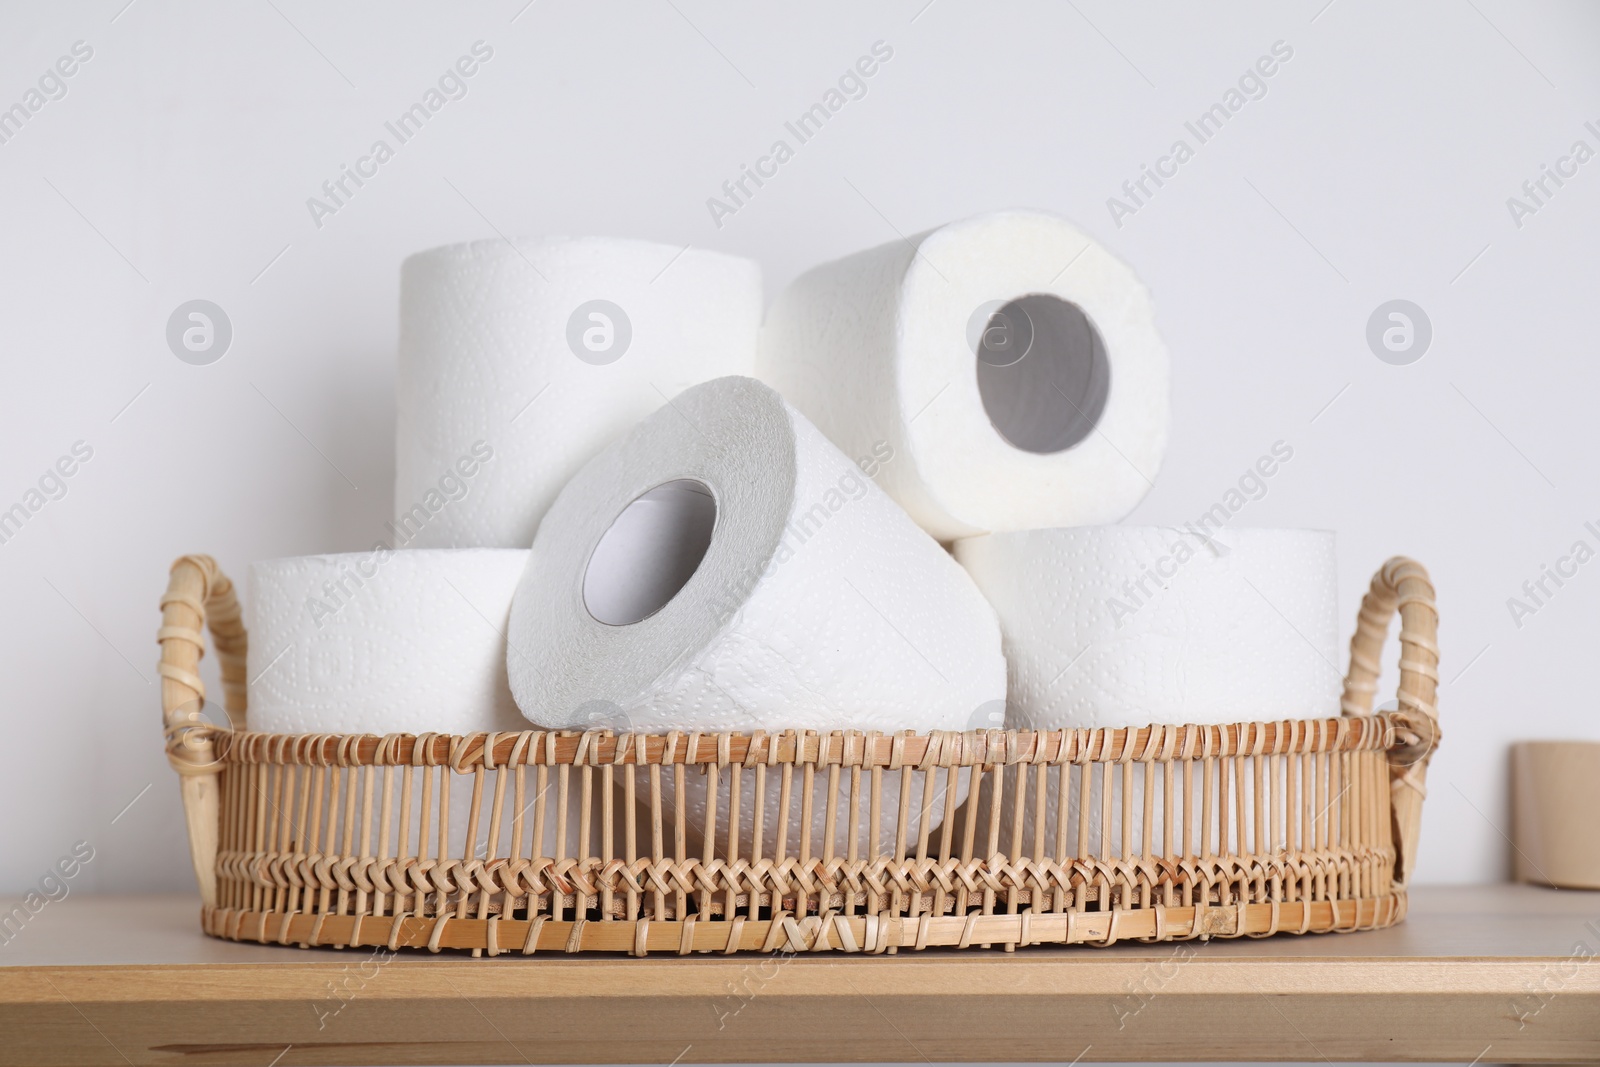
[158,556,1441,956]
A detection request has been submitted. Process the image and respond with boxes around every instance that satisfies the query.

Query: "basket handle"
[157,554,247,907]
[1340,556,1440,886]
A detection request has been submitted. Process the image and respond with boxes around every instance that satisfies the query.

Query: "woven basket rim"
[206,713,1409,770]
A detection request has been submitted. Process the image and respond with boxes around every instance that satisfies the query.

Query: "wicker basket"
[158,555,1440,955]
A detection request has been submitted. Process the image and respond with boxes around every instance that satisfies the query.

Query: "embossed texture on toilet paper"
[246,549,528,735]
[396,237,762,548]
[954,526,1342,730]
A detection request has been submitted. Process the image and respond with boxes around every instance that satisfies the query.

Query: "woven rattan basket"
[158,555,1440,955]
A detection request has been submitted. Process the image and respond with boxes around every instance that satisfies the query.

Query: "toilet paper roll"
[246,549,529,735]
[396,237,762,548]
[759,209,1168,541]
[953,526,1343,730]
[506,375,1003,854]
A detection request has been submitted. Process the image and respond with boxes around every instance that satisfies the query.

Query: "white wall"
[2,0,1597,894]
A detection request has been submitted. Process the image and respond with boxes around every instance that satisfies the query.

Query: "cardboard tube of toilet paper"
[506,375,1004,855]
[954,526,1343,730]
[245,549,529,735]
[395,237,762,548]
[759,209,1169,541]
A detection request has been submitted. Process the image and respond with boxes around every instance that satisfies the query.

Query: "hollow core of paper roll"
[974,293,1112,455]
[582,479,717,626]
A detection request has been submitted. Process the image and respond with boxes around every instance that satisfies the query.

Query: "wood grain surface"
[1,885,1597,1065]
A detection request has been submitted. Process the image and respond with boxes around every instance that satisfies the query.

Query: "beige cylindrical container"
[1512,740,1600,889]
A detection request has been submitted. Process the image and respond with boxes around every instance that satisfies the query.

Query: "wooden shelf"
[2,885,1597,1065]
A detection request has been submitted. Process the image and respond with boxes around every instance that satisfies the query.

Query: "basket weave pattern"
[159,556,1440,955]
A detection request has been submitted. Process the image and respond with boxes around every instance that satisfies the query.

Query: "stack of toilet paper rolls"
[247,236,766,738]
[245,237,770,855]
[758,209,1340,734]
[242,210,1342,863]
[756,210,1339,853]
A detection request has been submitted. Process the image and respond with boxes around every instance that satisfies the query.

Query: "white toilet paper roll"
[953,526,1343,730]
[759,210,1169,541]
[506,375,1003,854]
[245,549,529,735]
[396,237,762,548]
